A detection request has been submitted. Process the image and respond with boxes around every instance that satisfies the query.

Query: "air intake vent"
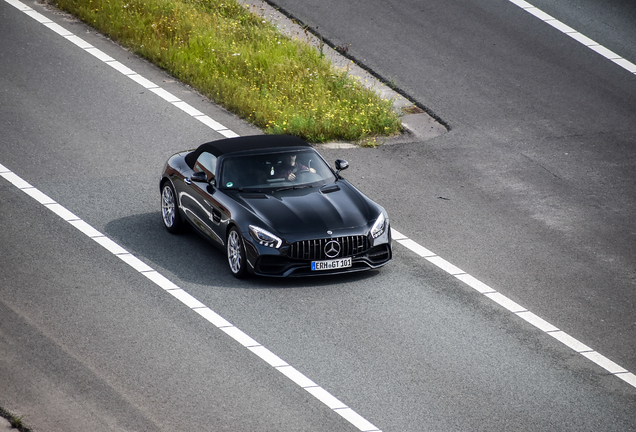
[320,184,340,194]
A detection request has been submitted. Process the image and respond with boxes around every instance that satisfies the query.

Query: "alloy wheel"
[162,185,176,228]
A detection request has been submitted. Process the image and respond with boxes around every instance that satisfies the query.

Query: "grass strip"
[49,0,403,142]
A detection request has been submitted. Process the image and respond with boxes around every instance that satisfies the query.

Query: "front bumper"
[253,244,392,277]
[243,226,392,277]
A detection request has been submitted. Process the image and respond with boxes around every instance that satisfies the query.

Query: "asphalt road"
[267,0,636,369]
[1,0,635,431]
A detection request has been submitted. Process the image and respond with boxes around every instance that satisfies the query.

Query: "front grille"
[287,236,370,261]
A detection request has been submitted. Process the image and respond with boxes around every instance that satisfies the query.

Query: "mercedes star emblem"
[324,240,341,258]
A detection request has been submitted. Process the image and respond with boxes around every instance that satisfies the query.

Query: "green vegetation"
[51,0,403,142]
[0,406,31,432]
[9,415,24,429]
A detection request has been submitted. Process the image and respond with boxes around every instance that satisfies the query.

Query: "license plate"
[311,257,352,271]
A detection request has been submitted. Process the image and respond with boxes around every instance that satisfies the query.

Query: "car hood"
[236,182,374,235]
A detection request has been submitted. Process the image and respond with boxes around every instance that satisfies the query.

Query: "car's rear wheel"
[227,227,248,278]
[161,182,183,233]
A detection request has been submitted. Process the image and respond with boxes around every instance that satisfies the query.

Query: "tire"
[161,182,183,233]
[227,227,248,278]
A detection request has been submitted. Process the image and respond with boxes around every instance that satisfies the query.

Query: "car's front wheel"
[161,182,183,233]
[227,227,248,278]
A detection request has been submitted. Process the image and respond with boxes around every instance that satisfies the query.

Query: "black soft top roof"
[184,135,310,168]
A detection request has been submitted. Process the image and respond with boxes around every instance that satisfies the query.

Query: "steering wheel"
[294,169,318,182]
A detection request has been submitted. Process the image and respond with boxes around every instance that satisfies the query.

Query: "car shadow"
[103,212,381,289]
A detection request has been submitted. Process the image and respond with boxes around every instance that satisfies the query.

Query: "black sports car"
[160,135,392,277]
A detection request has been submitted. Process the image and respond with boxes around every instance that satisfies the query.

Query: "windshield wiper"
[238,188,262,192]
[275,184,314,192]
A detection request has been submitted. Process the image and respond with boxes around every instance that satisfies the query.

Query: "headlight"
[370,212,386,239]
[249,225,282,248]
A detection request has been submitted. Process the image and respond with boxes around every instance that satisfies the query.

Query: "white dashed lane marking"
[0,161,382,432]
[508,0,636,75]
[3,2,636,431]
[393,228,636,388]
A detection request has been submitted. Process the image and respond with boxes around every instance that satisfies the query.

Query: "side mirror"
[191,171,208,182]
[335,159,349,175]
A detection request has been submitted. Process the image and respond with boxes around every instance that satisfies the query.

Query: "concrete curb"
[0,417,14,431]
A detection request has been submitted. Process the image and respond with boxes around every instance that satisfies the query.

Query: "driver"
[274,153,316,181]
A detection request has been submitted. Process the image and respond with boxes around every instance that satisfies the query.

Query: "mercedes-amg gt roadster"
[160,135,392,278]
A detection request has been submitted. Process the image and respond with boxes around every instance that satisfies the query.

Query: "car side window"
[194,152,217,182]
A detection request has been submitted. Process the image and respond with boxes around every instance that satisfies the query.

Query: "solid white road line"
[4,0,240,139]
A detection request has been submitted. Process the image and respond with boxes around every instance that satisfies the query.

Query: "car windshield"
[219,149,337,191]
